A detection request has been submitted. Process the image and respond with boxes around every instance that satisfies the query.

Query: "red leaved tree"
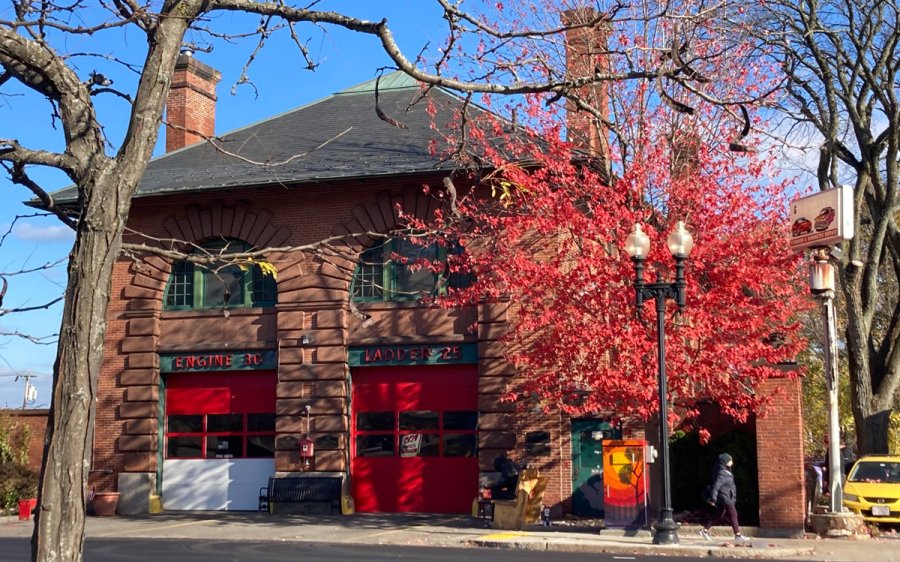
[416,4,810,427]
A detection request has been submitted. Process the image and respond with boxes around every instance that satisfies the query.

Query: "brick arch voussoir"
[320,186,444,296]
[331,185,439,252]
[129,200,294,308]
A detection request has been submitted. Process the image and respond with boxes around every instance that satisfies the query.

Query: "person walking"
[700,453,750,542]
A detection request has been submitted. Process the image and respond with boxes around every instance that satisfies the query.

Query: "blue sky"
[0,1,450,407]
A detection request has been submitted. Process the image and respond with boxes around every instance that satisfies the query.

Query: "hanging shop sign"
[348,343,477,367]
[160,350,277,373]
[789,185,854,252]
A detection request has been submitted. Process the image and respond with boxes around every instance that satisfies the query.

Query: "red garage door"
[163,371,276,510]
[351,365,478,513]
[165,371,277,457]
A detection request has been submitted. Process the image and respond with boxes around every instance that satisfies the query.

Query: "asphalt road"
[0,538,780,562]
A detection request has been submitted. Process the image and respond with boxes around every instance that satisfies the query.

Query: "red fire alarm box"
[299,437,315,458]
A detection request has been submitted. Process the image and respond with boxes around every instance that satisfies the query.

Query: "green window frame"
[164,240,277,311]
[351,238,472,302]
[166,261,195,308]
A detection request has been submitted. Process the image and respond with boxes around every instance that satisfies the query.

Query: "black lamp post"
[624,221,694,546]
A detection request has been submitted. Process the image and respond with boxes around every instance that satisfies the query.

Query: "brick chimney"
[166,52,221,152]
[561,8,610,161]
[670,129,701,180]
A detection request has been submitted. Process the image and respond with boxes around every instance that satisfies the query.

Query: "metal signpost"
[789,186,854,514]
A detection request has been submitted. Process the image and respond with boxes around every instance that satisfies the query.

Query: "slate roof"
[47,71,508,204]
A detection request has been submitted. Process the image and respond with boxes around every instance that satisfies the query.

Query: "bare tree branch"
[0,295,64,316]
[0,329,58,344]
[2,162,78,229]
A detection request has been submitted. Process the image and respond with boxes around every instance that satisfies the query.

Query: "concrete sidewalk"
[1,512,897,561]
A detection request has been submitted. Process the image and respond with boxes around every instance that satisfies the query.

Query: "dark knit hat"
[718,453,733,464]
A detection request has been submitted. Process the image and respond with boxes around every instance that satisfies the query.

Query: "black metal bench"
[260,476,342,515]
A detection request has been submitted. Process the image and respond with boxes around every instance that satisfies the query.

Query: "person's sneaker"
[699,528,712,541]
[734,534,751,542]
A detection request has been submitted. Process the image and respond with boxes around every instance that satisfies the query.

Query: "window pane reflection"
[247,435,275,458]
[399,410,438,430]
[168,415,202,433]
[168,436,202,459]
[358,412,394,431]
[357,435,394,457]
[207,436,242,458]
[207,414,243,433]
[443,411,477,430]
[443,434,477,457]
[247,413,275,432]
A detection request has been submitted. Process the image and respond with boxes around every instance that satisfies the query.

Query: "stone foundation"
[808,512,867,537]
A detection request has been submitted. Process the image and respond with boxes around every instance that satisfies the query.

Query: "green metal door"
[571,419,621,517]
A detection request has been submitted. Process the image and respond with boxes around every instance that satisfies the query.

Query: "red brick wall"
[756,377,805,530]
[2,409,48,472]
[92,179,473,490]
[92,178,807,527]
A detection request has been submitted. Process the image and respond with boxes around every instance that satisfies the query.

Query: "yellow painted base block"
[341,495,355,515]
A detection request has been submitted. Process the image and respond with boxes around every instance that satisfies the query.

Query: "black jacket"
[708,462,737,505]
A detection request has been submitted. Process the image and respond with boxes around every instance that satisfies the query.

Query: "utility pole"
[790,185,863,533]
[809,250,843,512]
[15,373,37,409]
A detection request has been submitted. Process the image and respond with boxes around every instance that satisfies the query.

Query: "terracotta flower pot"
[91,492,120,516]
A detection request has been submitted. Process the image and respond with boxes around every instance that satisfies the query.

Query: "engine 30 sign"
[160,350,276,372]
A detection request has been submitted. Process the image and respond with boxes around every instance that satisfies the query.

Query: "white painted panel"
[227,459,274,510]
[163,460,228,510]
[163,459,273,511]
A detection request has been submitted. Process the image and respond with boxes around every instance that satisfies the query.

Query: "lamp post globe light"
[624,221,693,545]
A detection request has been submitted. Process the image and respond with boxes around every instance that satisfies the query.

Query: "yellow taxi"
[842,455,900,523]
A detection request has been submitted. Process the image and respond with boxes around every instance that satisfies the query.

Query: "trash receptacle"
[18,498,36,521]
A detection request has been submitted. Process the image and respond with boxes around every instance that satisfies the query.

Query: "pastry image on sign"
[815,207,836,231]
[792,217,812,237]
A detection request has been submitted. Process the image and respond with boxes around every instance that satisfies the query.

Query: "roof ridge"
[155,72,418,160]
[336,70,421,94]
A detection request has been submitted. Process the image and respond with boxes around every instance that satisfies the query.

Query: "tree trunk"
[848,348,894,455]
[31,167,130,562]
[855,408,892,454]
[845,300,894,455]
[24,9,194,559]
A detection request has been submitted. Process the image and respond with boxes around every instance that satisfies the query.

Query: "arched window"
[351,237,472,302]
[164,240,277,310]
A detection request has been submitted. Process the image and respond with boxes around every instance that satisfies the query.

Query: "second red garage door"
[351,365,478,513]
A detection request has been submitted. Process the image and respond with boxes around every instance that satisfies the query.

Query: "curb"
[468,536,816,559]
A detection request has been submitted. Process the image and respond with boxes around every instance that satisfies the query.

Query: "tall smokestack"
[561,8,610,162]
[165,52,221,152]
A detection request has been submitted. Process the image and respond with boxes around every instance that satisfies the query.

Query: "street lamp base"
[652,515,680,545]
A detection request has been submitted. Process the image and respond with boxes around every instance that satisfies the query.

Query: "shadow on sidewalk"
[108,511,656,536]
[113,512,484,531]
